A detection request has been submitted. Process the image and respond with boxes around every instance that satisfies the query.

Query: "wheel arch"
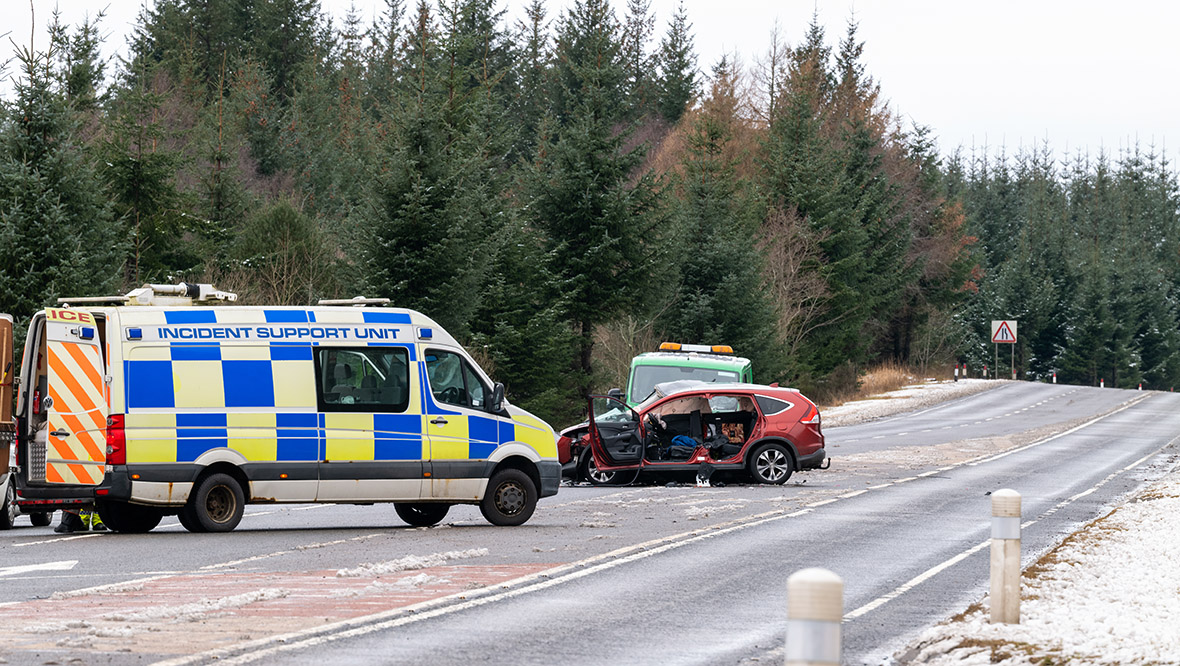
[193,461,250,499]
[487,455,541,496]
[746,437,799,470]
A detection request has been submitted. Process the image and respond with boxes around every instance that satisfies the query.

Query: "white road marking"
[845,541,989,620]
[14,534,101,547]
[168,413,1173,666]
[0,560,78,577]
[156,506,825,666]
[844,422,1178,623]
[967,395,1150,467]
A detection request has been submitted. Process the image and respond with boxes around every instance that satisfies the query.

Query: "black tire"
[480,469,538,526]
[581,449,618,486]
[0,481,17,530]
[178,506,205,533]
[187,473,245,533]
[747,443,794,485]
[395,503,450,527]
[96,501,163,533]
[30,511,53,527]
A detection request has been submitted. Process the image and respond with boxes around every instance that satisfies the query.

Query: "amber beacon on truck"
[0,284,560,532]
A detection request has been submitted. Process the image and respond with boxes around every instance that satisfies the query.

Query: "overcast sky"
[2,1,1176,161]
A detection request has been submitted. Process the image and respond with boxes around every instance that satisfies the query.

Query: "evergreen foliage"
[0,49,123,336]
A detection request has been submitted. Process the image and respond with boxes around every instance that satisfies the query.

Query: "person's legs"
[54,509,86,533]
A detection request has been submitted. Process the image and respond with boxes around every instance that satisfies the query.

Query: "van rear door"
[1,314,15,469]
[38,309,106,486]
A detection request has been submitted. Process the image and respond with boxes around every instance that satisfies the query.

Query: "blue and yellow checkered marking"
[119,308,553,465]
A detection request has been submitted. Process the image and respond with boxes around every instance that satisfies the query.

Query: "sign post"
[991,320,1018,380]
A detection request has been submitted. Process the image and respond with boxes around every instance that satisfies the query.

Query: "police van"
[0,284,560,532]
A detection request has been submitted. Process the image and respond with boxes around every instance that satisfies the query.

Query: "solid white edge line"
[843,426,1180,623]
[152,507,818,666]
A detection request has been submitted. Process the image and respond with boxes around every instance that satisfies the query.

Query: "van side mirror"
[486,382,505,413]
[607,388,624,401]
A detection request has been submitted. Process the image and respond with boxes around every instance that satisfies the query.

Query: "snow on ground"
[822,378,1002,427]
[900,458,1180,665]
[335,548,489,577]
[823,378,1180,664]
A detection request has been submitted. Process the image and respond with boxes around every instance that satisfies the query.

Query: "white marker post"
[786,568,842,666]
[990,489,1021,624]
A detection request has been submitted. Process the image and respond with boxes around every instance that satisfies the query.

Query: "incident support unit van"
[0,284,560,533]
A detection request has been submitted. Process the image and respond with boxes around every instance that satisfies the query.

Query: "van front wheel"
[480,469,537,526]
[187,473,245,532]
[395,503,450,527]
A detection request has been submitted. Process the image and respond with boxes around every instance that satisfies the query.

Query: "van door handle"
[50,430,70,438]
[429,417,448,426]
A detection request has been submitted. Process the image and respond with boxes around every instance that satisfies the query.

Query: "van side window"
[316,347,410,413]
[425,350,490,411]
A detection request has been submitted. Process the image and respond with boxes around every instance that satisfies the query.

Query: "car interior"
[644,394,757,462]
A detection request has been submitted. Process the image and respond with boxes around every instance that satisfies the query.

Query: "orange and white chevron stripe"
[46,339,107,485]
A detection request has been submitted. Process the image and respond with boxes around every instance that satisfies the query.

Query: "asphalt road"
[0,383,1176,665]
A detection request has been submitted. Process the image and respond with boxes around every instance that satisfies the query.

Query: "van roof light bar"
[317,296,391,307]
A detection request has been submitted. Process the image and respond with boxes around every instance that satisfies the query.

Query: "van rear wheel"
[96,501,163,533]
[178,507,205,533]
[395,503,450,527]
[480,469,537,526]
[187,473,245,532]
[1,481,18,530]
[30,512,53,527]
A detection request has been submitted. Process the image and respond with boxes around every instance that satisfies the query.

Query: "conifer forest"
[2,0,1179,426]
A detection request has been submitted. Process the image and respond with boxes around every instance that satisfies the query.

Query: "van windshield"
[629,366,740,403]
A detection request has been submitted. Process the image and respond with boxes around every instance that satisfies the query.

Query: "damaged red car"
[586,381,828,485]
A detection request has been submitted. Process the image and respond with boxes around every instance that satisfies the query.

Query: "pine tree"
[0,49,122,331]
[527,0,664,380]
[620,0,656,116]
[657,60,777,375]
[99,66,192,282]
[653,1,697,124]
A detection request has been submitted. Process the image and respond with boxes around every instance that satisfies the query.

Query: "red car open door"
[586,395,644,473]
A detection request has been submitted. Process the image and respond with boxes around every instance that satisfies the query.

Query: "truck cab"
[625,343,753,406]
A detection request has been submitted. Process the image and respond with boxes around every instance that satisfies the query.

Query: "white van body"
[3,292,559,532]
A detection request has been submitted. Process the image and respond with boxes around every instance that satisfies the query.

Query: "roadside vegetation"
[2,1,1178,427]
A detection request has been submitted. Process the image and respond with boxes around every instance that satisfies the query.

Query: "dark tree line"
[7,1,1168,426]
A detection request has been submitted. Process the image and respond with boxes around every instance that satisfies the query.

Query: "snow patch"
[329,573,450,597]
[335,548,489,577]
[51,580,146,600]
[904,471,1180,665]
[101,588,289,623]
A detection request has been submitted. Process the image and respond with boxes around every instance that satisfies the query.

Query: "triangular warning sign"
[993,321,1016,343]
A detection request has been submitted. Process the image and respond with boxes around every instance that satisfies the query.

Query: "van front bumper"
[539,461,562,498]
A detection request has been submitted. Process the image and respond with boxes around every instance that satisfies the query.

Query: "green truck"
[623,343,753,405]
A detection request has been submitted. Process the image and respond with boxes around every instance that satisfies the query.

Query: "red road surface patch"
[0,563,555,657]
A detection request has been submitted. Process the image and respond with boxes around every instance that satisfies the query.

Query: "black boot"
[54,512,86,534]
